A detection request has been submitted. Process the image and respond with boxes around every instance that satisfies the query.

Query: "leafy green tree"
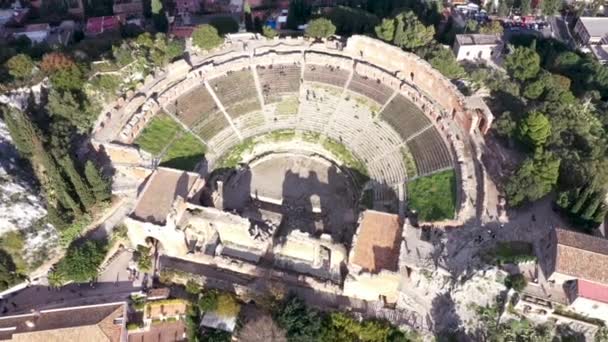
[199,288,219,312]
[520,0,532,15]
[50,64,84,91]
[54,240,107,282]
[185,279,201,295]
[327,6,379,36]
[504,273,527,291]
[136,245,152,272]
[494,111,517,139]
[505,46,541,81]
[0,250,24,291]
[524,80,545,99]
[519,111,551,147]
[375,18,395,42]
[427,46,465,79]
[305,18,336,39]
[392,12,435,51]
[46,89,99,133]
[215,292,240,318]
[84,160,112,202]
[209,16,239,35]
[465,19,478,33]
[185,305,201,341]
[541,0,561,15]
[41,52,75,74]
[262,25,278,39]
[5,54,35,80]
[505,151,561,206]
[480,21,504,35]
[274,295,323,341]
[321,312,399,342]
[192,25,224,51]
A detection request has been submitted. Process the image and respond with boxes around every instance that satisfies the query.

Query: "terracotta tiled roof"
[132,168,199,225]
[351,210,402,273]
[86,16,120,35]
[577,279,608,304]
[128,321,186,342]
[0,302,126,341]
[554,228,608,284]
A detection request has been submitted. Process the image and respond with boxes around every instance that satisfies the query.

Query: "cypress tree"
[2,106,34,156]
[581,193,601,220]
[46,203,71,230]
[571,186,591,214]
[58,156,95,209]
[84,160,111,202]
[593,204,608,223]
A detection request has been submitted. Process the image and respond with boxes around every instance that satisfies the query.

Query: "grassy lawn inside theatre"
[408,169,457,221]
[134,113,181,156]
[160,133,206,171]
[135,113,205,171]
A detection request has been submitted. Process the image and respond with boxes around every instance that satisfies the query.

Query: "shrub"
[504,273,527,292]
[192,25,223,51]
[5,54,35,80]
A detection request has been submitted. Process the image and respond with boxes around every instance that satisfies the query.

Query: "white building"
[12,23,50,43]
[453,34,503,62]
[589,45,608,64]
[573,17,608,45]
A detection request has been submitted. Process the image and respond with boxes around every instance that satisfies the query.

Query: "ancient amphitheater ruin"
[92,34,494,327]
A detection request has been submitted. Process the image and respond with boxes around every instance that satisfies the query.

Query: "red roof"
[578,279,608,304]
[86,16,120,35]
[169,26,194,38]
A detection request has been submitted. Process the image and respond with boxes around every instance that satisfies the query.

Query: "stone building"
[343,211,404,304]
[453,34,503,62]
[0,302,127,341]
[573,17,608,46]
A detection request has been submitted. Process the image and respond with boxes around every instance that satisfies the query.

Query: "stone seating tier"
[380,94,432,141]
[303,65,350,88]
[194,110,231,142]
[406,128,453,176]
[347,73,393,106]
[209,69,259,106]
[257,64,302,103]
[174,85,218,128]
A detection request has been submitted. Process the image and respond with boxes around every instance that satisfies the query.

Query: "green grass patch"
[160,133,206,171]
[401,147,418,179]
[134,114,182,156]
[216,137,255,169]
[276,96,299,116]
[322,137,369,184]
[267,129,296,142]
[301,131,321,143]
[484,241,537,265]
[0,231,27,274]
[348,92,381,115]
[407,169,456,221]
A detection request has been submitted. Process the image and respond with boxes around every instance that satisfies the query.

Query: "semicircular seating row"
[160,63,453,195]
